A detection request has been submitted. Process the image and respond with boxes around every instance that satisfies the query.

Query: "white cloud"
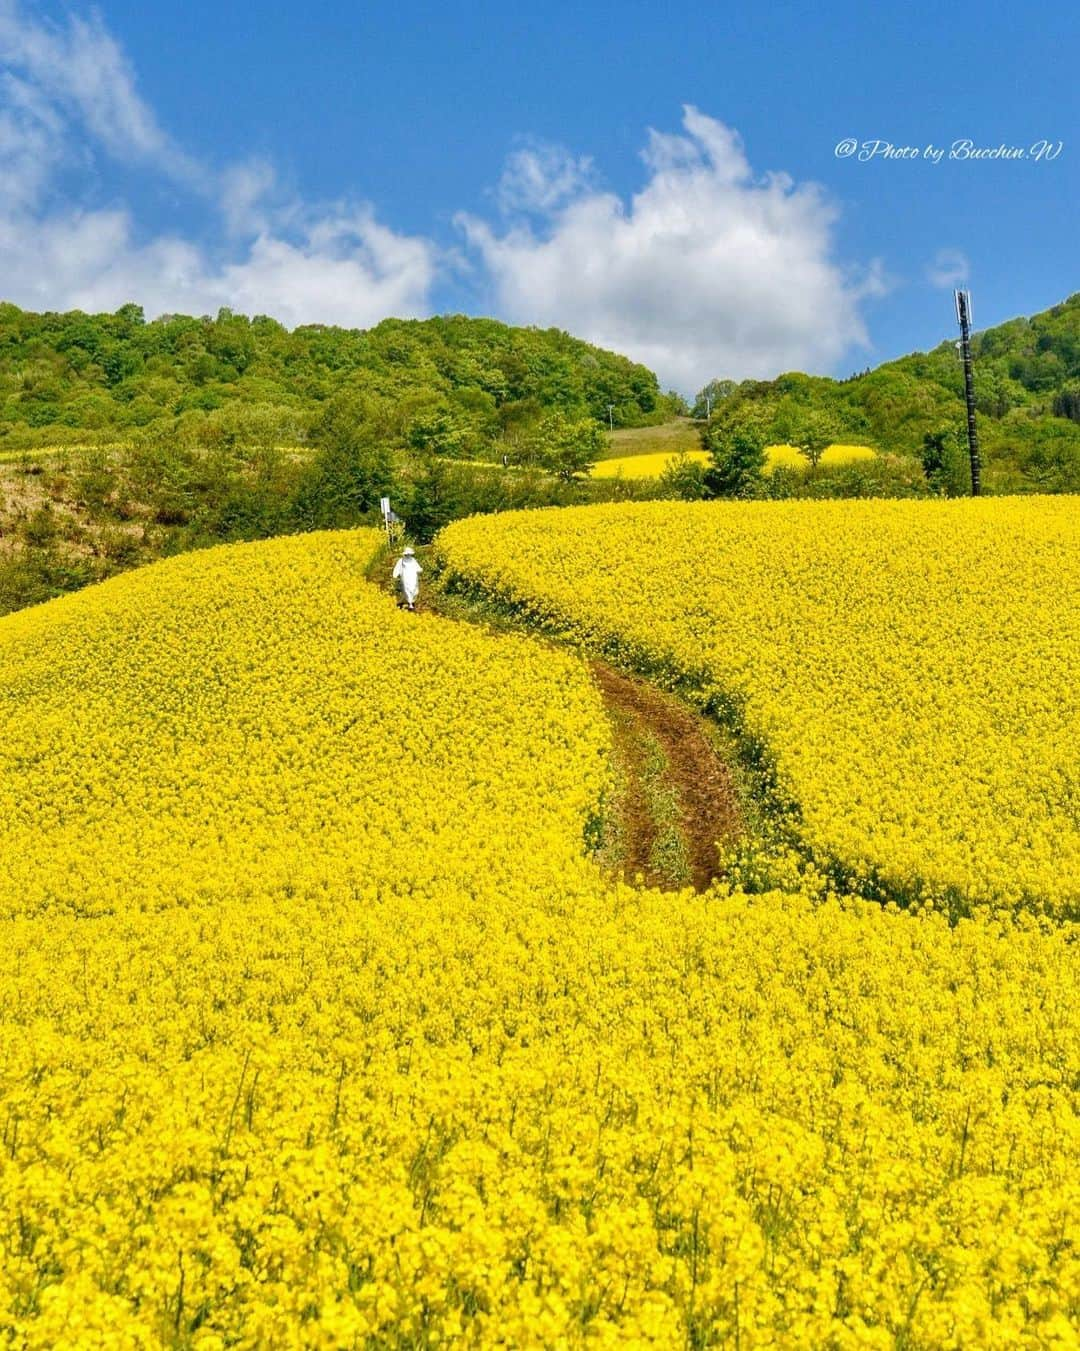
[0,1,437,326]
[926,248,969,289]
[0,207,437,329]
[0,0,201,185]
[496,141,594,214]
[0,69,65,209]
[459,106,884,392]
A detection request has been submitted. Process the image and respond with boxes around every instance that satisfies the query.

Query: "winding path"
[373,544,742,891]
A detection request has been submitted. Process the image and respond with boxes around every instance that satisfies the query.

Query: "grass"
[640,735,692,887]
[601,419,702,460]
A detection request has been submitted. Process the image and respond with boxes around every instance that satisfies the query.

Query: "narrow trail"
[371,543,743,892]
[590,661,742,891]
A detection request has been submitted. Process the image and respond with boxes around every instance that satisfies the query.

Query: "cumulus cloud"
[459,106,884,392]
[0,1,437,326]
[0,207,438,330]
[926,248,970,289]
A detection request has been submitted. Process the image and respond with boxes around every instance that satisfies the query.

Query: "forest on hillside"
[0,305,683,614]
[0,303,681,452]
[692,291,1080,494]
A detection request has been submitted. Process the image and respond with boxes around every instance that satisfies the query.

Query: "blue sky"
[1,0,1077,393]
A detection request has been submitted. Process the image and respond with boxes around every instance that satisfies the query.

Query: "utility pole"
[954,289,982,496]
[607,403,615,432]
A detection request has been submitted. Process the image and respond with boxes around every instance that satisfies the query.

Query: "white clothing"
[392,555,423,604]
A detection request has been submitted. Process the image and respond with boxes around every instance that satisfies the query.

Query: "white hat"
[403,546,415,556]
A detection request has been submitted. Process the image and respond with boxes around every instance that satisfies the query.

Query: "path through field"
[590,660,741,889]
[373,543,742,890]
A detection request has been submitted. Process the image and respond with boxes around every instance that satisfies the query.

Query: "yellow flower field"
[1,528,1078,1347]
[592,444,875,479]
[438,497,1080,917]
[763,443,877,472]
[592,451,710,479]
[0,530,607,923]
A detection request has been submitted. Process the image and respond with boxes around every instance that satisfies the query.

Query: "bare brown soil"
[590,662,742,891]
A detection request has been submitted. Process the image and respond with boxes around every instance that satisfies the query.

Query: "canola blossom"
[592,451,710,480]
[763,443,877,472]
[591,445,876,480]
[1,527,1078,1347]
[0,530,608,922]
[438,497,1080,916]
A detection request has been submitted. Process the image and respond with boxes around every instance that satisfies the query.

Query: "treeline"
[691,292,1080,493]
[0,303,682,450]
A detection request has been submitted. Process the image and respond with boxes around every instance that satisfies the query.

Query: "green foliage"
[0,538,99,615]
[700,408,768,499]
[691,379,737,419]
[658,451,707,501]
[289,392,396,530]
[1006,417,1080,493]
[516,412,606,480]
[788,408,844,468]
[758,456,929,501]
[0,303,677,452]
[688,291,1080,482]
[1052,379,1080,424]
[21,504,60,548]
[920,426,969,497]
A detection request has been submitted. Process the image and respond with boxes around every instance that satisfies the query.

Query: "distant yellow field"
[592,450,709,478]
[593,444,877,479]
[765,443,877,471]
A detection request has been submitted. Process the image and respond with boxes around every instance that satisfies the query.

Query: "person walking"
[392,546,423,611]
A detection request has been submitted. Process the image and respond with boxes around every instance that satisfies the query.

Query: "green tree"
[526,413,605,481]
[701,409,768,498]
[1052,379,1080,424]
[658,451,707,500]
[290,393,396,529]
[407,408,466,459]
[920,426,968,496]
[791,409,843,469]
[1013,419,1080,493]
[692,379,737,419]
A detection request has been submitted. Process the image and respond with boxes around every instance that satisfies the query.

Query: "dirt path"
[590,661,741,891]
[372,545,742,892]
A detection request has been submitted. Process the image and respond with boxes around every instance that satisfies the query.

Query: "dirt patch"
[590,662,741,891]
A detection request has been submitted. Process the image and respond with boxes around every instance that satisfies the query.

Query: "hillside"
[2,524,1077,1344]
[696,291,1080,492]
[0,303,680,451]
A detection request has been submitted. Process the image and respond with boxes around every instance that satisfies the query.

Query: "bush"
[701,410,768,499]
[658,451,707,501]
[287,394,396,531]
[21,506,59,548]
[920,427,969,496]
[0,545,98,616]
